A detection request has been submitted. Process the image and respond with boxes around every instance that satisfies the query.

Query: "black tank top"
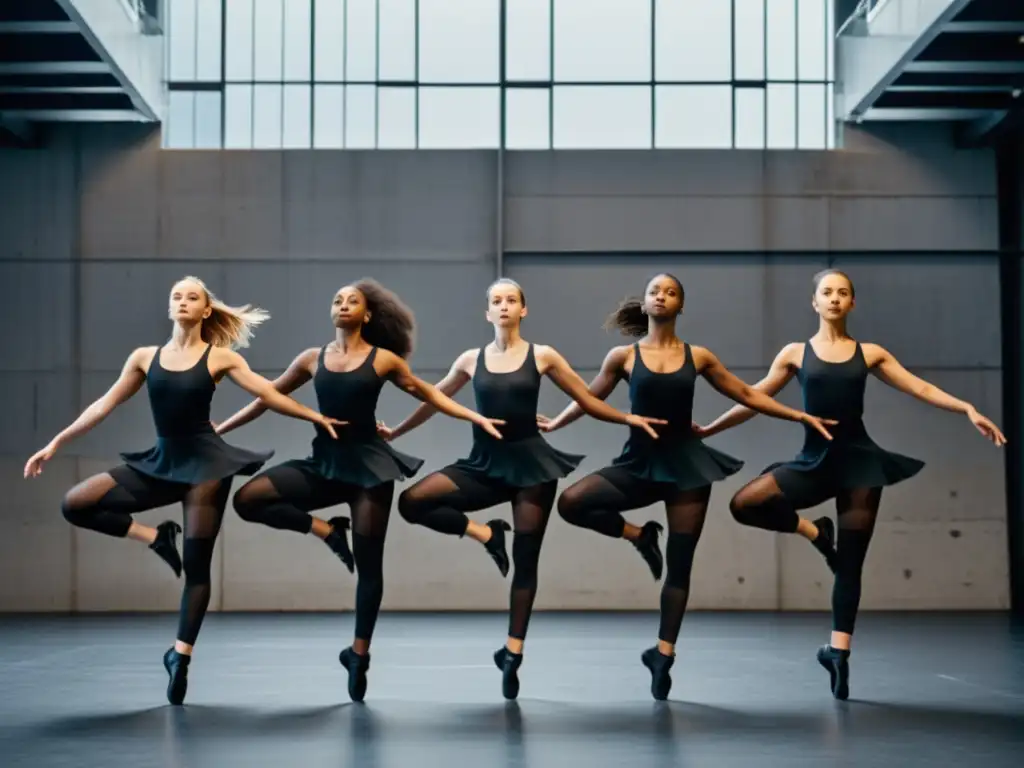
[626,342,695,442]
[313,345,384,440]
[797,341,869,445]
[146,344,215,438]
[471,343,541,442]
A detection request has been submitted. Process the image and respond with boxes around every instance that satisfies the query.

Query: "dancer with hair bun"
[24,276,342,705]
[544,272,837,701]
[701,268,1005,700]
[219,279,502,702]
[383,278,667,700]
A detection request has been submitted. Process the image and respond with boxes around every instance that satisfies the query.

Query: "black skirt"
[451,434,584,488]
[121,432,273,485]
[612,435,744,490]
[284,434,424,488]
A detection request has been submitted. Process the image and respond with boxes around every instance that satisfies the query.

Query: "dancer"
[542,273,837,701]
[23,276,343,705]
[216,279,503,702]
[699,268,1005,700]
[381,278,666,700]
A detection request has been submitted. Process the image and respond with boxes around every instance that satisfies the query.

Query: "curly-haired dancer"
[544,273,836,700]
[24,276,342,705]
[218,280,502,702]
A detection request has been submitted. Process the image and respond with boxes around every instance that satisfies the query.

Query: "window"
[164,0,836,149]
[506,0,551,81]
[554,0,651,83]
[655,0,731,82]
[553,86,651,149]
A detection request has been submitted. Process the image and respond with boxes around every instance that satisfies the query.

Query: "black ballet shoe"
[631,521,664,581]
[150,521,183,577]
[816,644,850,700]
[339,646,371,702]
[641,646,675,701]
[483,520,512,577]
[493,646,523,700]
[811,516,838,572]
[325,516,355,573]
[163,648,190,705]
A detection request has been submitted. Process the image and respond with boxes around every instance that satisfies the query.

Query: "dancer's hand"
[690,421,710,438]
[24,441,58,478]
[317,415,348,439]
[376,420,394,441]
[536,414,557,432]
[626,414,668,439]
[801,414,838,441]
[967,407,1006,446]
[474,416,506,440]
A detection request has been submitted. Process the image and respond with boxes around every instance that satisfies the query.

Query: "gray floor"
[1,612,1022,767]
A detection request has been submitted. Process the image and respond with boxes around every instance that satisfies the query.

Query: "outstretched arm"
[866,343,1006,445]
[698,343,800,438]
[537,346,665,439]
[217,349,343,437]
[216,348,316,435]
[386,351,473,440]
[25,347,149,477]
[378,350,503,439]
[696,346,834,440]
[540,346,627,432]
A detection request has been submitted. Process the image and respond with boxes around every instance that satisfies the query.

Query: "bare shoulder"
[775,342,805,368]
[859,342,888,367]
[533,343,559,363]
[130,345,160,371]
[454,348,480,375]
[373,347,404,373]
[208,345,245,372]
[605,344,631,366]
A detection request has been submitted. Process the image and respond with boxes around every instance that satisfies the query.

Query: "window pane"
[378,87,416,148]
[505,88,550,149]
[766,0,796,81]
[506,0,551,81]
[314,0,345,80]
[194,91,222,148]
[346,0,377,81]
[226,0,254,81]
[314,85,345,147]
[253,84,283,148]
[553,86,651,149]
[225,85,254,147]
[554,0,651,82]
[168,0,196,81]
[797,0,826,81]
[767,83,796,148]
[195,0,222,80]
[283,85,311,148]
[655,85,731,149]
[419,87,500,148]
[253,0,283,81]
[826,0,835,81]
[165,90,195,147]
[379,0,416,81]
[797,83,825,148]
[419,0,500,83]
[655,0,731,82]
[734,0,765,80]
[826,82,835,148]
[345,85,376,148]
[735,87,766,149]
[284,0,312,81]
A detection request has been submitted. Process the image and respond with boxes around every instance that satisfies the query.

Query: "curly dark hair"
[812,268,855,297]
[351,278,417,359]
[602,273,685,338]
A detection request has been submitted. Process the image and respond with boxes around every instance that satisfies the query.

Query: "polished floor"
[1,612,1022,767]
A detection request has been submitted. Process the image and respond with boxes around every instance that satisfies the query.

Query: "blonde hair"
[174,275,270,349]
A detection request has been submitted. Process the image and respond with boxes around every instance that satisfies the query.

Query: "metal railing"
[837,0,895,36]
[116,0,164,35]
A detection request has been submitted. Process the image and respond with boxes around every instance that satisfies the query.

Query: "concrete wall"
[0,122,1008,614]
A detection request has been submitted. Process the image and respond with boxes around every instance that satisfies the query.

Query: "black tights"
[398,468,555,641]
[61,465,228,646]
[729,471,881,634]
[557,466,710,644]
[232,463,393,643]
